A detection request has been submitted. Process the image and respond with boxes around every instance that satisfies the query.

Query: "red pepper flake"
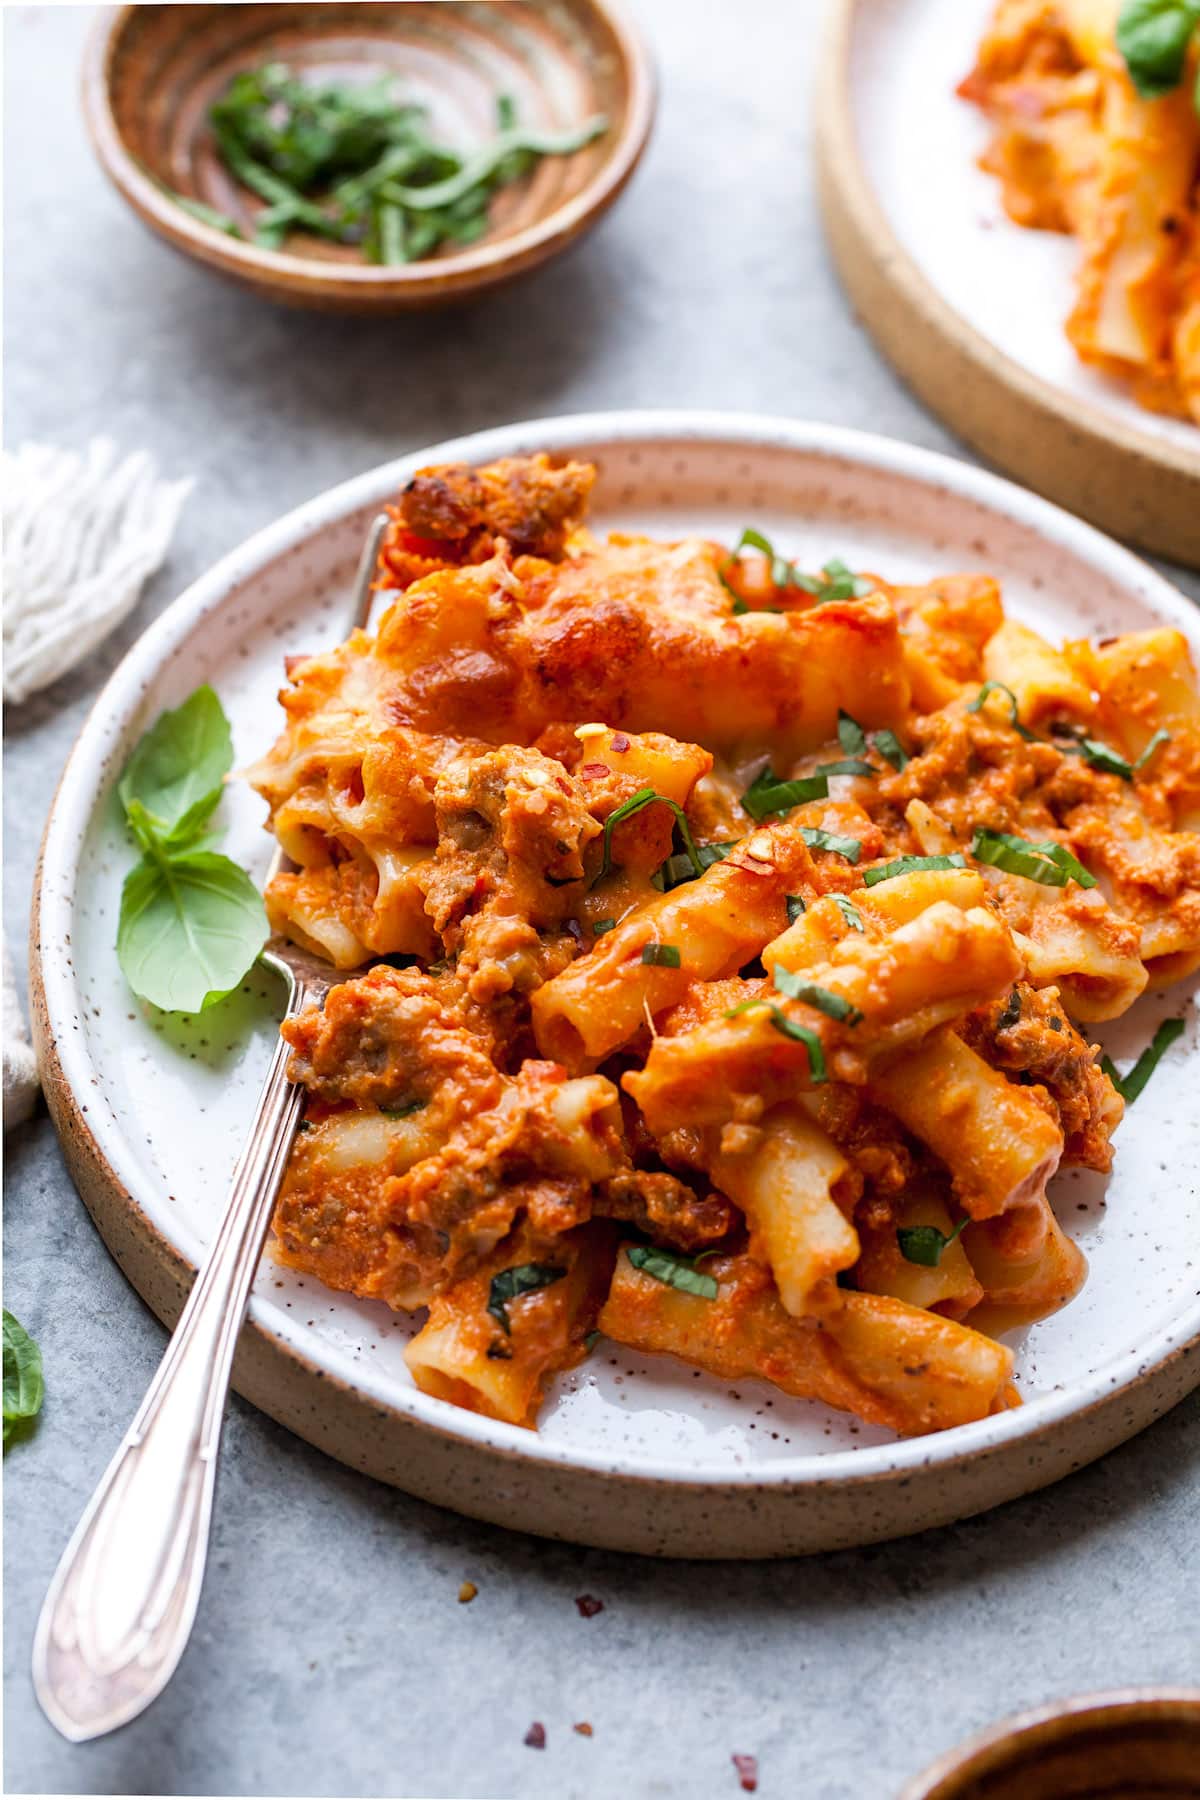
[610,732,631,752]
[732,1753,759,1792]
[524,1723,546,1750]
[580,762,611,777]
[575,1594,604,1618]
[573,1722,594,1737]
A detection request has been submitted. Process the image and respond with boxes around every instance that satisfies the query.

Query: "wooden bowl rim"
[81,0,656,296]
[900,1688,1200,1799]
[813,0,1200,562]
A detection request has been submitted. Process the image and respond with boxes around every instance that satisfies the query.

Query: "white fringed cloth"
[3,438,191,1126]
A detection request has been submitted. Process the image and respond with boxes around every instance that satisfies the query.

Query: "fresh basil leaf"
[1100,1017,1186,1104]
[800,827,862,863]
[724,999,827,1080]
[967,681,1037,741]
[1116,0,1199,97]
[742,768,830,821]
[595,788,703,885]
[659,842,733,890]
[1133,727,1172,771]
[117,850,268,1013]
[380,1099,426,1119]
[871,728,908,770]
[830,893,864,931]
[3,1310,44,1448]
[837,711,867,757]
[626,1244,719,1300]
[486,1263,566,1333]
[773,964,863,1024]
[641,942,682,968]
[970,829,1096,889]
[117,685,232,845]
[815,759,876,778]
[863,853,966,886]
[897,1218,968,1267]
[785,893,807,923]
[593,917,616,935]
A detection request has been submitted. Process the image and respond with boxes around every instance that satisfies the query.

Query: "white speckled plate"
[31,413,1200,1557]
[816,0,1200,566]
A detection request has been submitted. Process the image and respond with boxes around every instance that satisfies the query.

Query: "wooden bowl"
[82,2,655,313]
[901,1691,1200,1800]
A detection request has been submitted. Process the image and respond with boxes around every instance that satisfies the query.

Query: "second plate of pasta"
[32,412,1200,1556]
[816,0,1200,565]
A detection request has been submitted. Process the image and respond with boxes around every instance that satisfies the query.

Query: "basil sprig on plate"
[116,686,268,1014]
[1116,0,1200,108]
[3,1310,44,1449]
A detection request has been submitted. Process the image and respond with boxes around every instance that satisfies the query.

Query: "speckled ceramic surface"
[816,0,1200,565]
[30,413,1200,1556]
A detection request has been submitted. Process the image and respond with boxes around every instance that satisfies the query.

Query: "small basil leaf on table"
[3,1310,44,1448]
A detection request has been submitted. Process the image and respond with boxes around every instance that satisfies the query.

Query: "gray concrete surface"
[4,5,1199,1797]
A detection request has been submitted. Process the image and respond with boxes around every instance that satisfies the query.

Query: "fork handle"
[32,976,313,1742]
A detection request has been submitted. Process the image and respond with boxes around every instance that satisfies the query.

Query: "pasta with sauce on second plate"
[246,451,1199,1435]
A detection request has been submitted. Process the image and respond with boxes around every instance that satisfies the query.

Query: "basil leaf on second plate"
[117,850,268,1013]
[117,685,232,845]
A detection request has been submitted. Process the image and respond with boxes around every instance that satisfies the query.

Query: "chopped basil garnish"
[641,942,682,968]
[593,917,616,935]
[897,1218,968,1267]
[1116,0,1200,103]
[720,534,871,603]
[968,681,1036,741]
[970,829,1096,889]
[831,893,864,931]
[871,728,909,770]
[801,827,862,863]
[659,841,734,890]
[295,1117,313,1133]
[862,853,966,886]
[486,1263,566,1334]
[1100,1017,1185,1104]
[815,759,876,778]
[742,768,829,821]
[773,963,863,1024]
[1134,727,1172,771]
[997,987,1022,1031]
[626,1244,719,1300]
[785,893,806,923]
[595,788,703,885]
[837,711,867,757]
[803,557,873,603]
[725,999,827,1080]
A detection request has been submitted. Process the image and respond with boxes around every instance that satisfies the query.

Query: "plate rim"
[814,0,1200,567]
[31,407,1200,1494]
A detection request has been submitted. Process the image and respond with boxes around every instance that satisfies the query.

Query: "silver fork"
[32,514,389,1742]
